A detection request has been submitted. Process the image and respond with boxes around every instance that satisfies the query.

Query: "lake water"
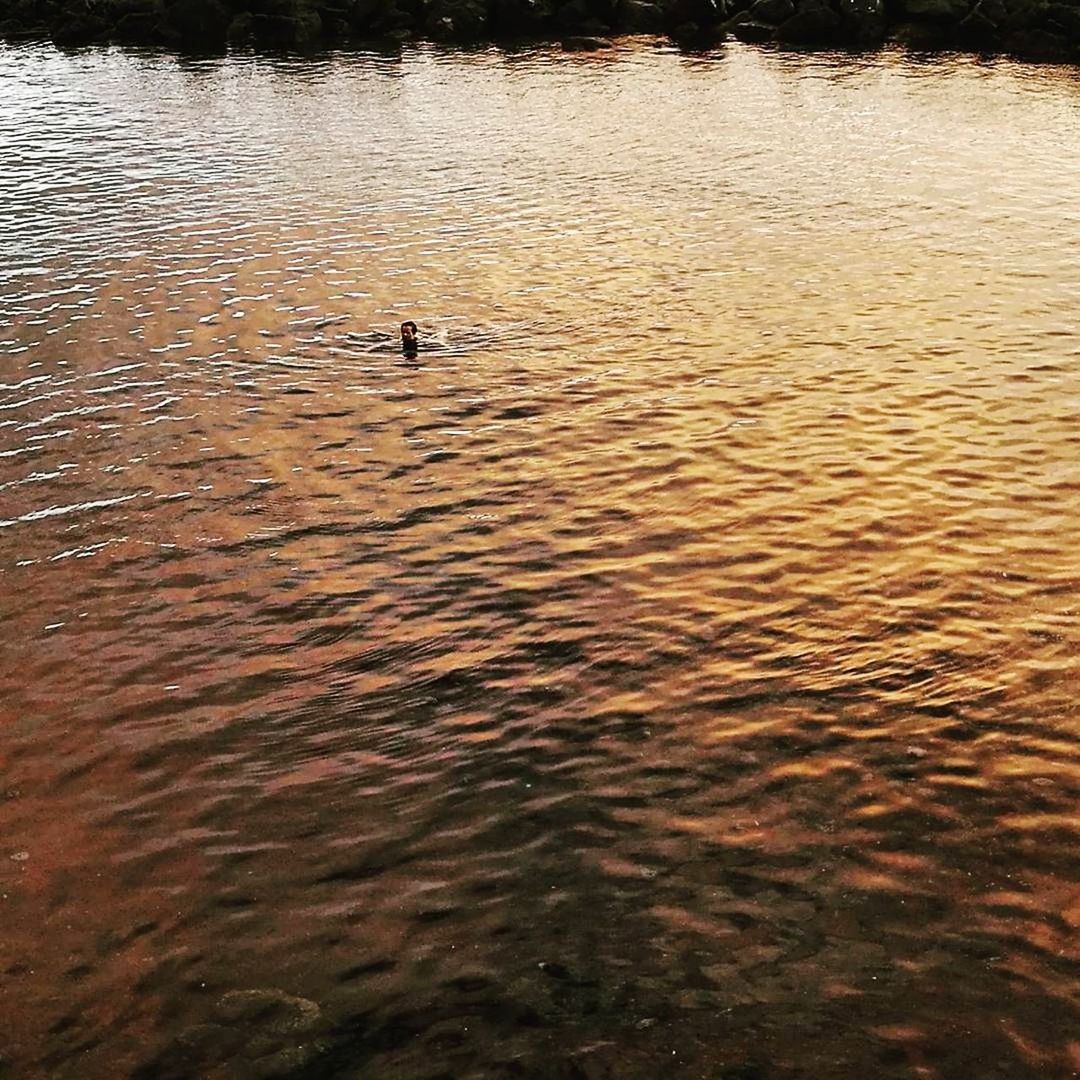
[1,37,1078,1079]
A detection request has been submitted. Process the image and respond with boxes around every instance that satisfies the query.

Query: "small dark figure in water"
[400,320,418,355]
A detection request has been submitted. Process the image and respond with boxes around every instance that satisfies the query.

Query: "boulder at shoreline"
[2,0,1079,64]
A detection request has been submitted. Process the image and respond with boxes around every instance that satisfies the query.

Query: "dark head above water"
[400,321,418,350]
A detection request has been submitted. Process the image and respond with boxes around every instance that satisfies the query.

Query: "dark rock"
[837,0,886,41]
[488,0,553,33]
[973,0,1006,22]
[554,0,616,32]
[51,0,112,43]
[747,0,793,23]
[2,0,1078,63]
[619,0,664,30]
[1045,0,1080,33]
[321,14,350,35]
[250,3,322,46]
[666,0,727,31]
[889,17,954,44]
[226,10,254,38]
[955,5,1000,43]
[114,7,163,37]
[669,17,700,39]
[425,0,487,38]
[775,0,842,40]
[998,0,1044,28]
[157,0,230,41]
[899,0,970,21]
[730,16,777,38]
[52,12,110,41]
[670,16,726,43]
[1004,22,1071,54]
[109,0,162,35]
[366,3,417,37]
[0,0,50,38]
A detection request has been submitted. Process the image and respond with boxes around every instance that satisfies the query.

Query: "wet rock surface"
[2,0,1080,61]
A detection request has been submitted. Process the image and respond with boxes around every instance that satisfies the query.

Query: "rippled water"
[1,38,1079,1079]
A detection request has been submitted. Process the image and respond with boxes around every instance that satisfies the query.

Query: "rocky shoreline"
[2,0,1079,62]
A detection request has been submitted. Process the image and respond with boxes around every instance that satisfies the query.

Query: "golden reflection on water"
[0,36,1079,1080]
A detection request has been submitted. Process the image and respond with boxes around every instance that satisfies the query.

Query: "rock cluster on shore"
[2,0,1079,63]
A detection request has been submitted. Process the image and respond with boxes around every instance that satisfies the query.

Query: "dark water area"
[1,39,1079,1079]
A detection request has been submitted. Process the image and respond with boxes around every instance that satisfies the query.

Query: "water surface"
[1,39,1079,1079]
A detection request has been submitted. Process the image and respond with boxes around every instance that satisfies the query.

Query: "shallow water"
[1,38,1078,1079]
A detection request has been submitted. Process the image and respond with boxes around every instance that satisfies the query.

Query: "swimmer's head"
[400,321,418,346]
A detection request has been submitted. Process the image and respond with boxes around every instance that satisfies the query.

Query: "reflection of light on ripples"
[0,37,1078,1080]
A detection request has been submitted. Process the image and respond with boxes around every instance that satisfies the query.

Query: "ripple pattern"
[0,39,1078,1080]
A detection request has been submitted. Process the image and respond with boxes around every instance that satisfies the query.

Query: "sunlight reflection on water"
[0,38,1078,1079]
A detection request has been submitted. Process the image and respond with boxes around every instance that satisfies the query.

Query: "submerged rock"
[213,988,322,1034]
[160,990,326,1078]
